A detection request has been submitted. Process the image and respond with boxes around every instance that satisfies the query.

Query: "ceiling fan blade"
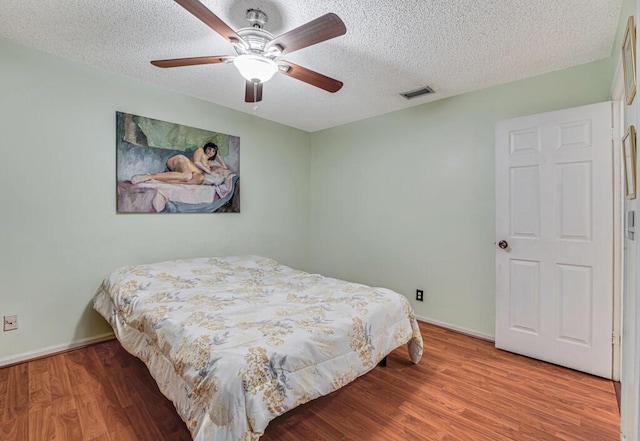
[266,13,346,56]
[277,61,343,93]
[245,81,263,103]
[151,55,234,68]
[174,0,246,46]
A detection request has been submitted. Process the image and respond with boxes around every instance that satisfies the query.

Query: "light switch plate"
[627,210,635,240]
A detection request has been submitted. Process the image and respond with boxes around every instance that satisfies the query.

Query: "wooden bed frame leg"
[379,356,387,367]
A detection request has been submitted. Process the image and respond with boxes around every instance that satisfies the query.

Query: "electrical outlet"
[416,289,424,302]
[4,315,18,331]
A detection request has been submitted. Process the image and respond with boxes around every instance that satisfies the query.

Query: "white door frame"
[611,62,625,383]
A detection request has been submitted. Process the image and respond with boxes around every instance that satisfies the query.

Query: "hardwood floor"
[0,322,619,440]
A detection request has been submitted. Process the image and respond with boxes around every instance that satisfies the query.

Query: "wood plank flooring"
[0,322,619,440]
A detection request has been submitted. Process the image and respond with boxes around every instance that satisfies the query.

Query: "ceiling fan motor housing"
[234,9,276,56]
[236,27,274,55]
[246,9,267,28]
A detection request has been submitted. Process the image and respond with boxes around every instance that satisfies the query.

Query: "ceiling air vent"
[400,86,435,100]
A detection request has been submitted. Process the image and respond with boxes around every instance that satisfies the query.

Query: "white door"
[495,102,613,378]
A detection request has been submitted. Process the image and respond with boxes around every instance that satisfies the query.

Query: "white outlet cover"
[4,315,18,331]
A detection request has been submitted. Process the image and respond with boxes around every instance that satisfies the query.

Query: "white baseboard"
[415,315,495,342]
[0,318,492,367]
[0,332,115,368]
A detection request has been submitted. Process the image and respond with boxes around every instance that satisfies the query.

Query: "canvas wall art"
[623,125,637,200]
[623,16,637,105]
[116,112,240,213]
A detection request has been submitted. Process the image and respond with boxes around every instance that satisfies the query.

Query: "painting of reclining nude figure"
[116,112,240,213]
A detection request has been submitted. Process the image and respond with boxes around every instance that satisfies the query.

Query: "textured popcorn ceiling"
[0,0,623,132]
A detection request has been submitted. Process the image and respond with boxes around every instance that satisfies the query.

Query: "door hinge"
[612,332,617,345]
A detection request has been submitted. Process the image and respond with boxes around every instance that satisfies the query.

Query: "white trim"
[415,315,494,342]
[0,332,115,367]
[1,319,495,367]
[633,4,640,438]
[612,61,625,382]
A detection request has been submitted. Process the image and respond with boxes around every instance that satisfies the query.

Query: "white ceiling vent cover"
[400,86,435,100]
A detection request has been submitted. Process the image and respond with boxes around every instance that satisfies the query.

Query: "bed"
[93,255,423,441]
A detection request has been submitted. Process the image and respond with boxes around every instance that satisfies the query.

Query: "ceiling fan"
[151,0,347,103]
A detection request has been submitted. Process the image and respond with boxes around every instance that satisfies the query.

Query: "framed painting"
[116,112,240,213]
[623,125,637,200]
[623,16,637,105]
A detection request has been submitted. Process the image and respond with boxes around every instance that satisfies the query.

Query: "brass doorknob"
[498,240,509,249]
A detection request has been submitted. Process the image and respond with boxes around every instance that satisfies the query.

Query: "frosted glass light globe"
[233,54,278,83]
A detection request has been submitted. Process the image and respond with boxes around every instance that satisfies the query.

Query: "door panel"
[495,102,613,378]
[509,259,540,334]
[510,166,541,238]
[557,162,591,241]
[557,264,592,345]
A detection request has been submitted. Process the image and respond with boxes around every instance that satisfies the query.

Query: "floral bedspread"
[93,255,423,441]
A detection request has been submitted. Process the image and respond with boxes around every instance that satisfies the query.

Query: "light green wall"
[309,59,613,337]
[621,0,640,437]
[0,8,630,363]
[1,3,637,428]
[620,45,638,441]
[0,39,311,360]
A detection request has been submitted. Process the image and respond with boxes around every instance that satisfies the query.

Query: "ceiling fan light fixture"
[233,54,278,83]
[151,2,347,103]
